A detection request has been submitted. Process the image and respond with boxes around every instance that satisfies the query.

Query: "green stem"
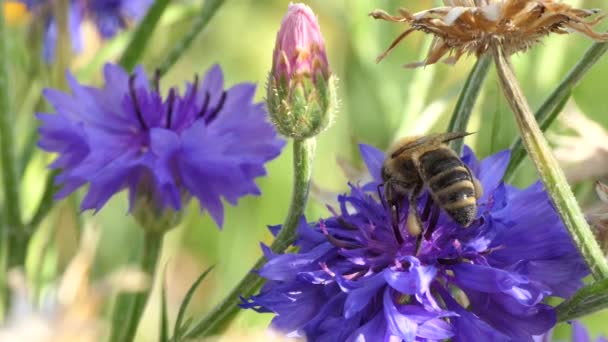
[0,0,22,232]
[556,277,608,322]
[185,138,316,339]
[119,0,172,72]
[0,0,22,295]
[447,55,491,153]
[28,171,58,229]
[157,0,226,76]
[505,41,608,180]
[492,44,608,280]
[110,232,164,342]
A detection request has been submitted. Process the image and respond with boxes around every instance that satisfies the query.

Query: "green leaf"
[172,266,215,341]
[557,278,608,322]
[447,55,491,153]
[119,0,172,71]
[158,0,226,76]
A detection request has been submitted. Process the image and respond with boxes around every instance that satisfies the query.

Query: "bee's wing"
[390,132,473,158]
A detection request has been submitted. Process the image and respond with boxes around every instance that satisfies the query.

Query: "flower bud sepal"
[267,71,337,140]
[132,190,183,235]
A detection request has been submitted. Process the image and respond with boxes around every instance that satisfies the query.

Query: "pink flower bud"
[272,3,329,83]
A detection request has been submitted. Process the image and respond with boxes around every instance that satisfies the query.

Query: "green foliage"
[3,0,608,340]
[172,266,214,341]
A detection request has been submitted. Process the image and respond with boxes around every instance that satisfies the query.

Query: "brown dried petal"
[372,0,608,67]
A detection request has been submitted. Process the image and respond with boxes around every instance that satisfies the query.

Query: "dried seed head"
[371,0,608,67]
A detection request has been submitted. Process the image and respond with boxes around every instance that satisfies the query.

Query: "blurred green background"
[4,0,608,340]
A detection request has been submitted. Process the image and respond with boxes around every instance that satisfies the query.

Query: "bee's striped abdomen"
[419,148,477,227]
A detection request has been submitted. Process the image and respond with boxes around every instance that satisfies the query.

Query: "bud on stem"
[267,3,336,139]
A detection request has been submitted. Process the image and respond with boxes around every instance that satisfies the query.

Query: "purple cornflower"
[37,63,285,227]
[243,144,588,341]
[19,0,151,61]
[536,321,607,342]
[570,321,607,342]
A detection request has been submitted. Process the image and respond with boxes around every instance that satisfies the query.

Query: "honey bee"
[381,132,483,239]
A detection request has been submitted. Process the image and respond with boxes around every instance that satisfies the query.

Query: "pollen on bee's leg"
[407,209,422,237]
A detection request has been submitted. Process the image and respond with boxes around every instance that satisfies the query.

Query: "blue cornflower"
[243,144,588,341]
[570,321,607,342]
[18,0,151,61]
[536,321,607,342]
[37,63,285,227]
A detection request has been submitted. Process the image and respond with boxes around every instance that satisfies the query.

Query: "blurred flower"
[569,321,607,342]
[587,182,608,256]
[553,108,608,184]
[267,3,337,139]
[243,145,588,341]
[3,1,29,25]
[371,0,608,67]
[17,0,151,61]
[37,63,285,228]
[0,227,148,341]
[535,321,607,342]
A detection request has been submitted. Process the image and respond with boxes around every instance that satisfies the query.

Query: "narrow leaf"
[557,278,608,322]
[172,266,215,341]
[158,0,226,76]
[447,55,491,153]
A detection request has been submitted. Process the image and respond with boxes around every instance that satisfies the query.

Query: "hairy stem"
[492,44,608,280]
[185,138,316,338]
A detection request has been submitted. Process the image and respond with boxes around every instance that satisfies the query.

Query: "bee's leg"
[377,183,387,209]
[392,204,404,244]
[407,186,425,255]
[384,182,405,244]
[406,185,423,238]
[420,194,433,222]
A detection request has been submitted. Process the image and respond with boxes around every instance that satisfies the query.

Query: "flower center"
[127,71,230,134]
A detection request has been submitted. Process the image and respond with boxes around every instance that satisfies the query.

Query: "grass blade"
[119,0,172,71]
[447,55,491,153]
[172,266,215,341]
[158,0,226,76]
